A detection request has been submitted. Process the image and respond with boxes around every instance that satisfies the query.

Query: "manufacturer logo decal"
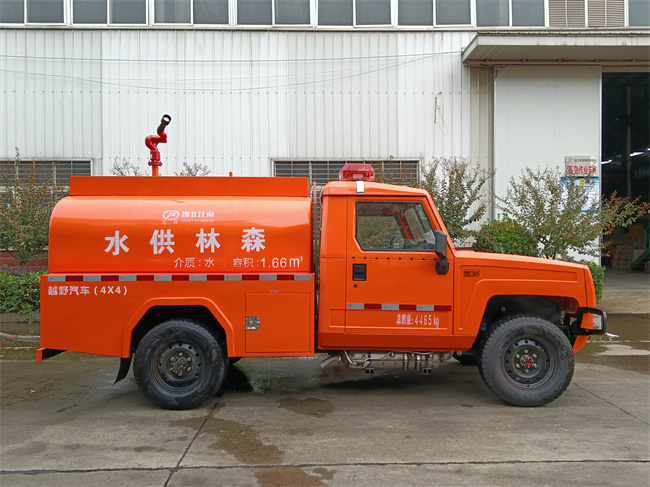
[162,210,180,221]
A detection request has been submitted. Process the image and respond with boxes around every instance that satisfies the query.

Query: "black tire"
[133,319,227,410]
[452,351,478,366]
[479,315,574,407]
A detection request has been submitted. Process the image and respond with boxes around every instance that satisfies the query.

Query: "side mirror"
[434,230,447,258]
[434,230,449,275]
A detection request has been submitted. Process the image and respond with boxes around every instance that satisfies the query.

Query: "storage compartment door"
[245,293,312,354]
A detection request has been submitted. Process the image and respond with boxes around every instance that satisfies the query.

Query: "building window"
[274,160,419,190]
[73,0,107,24]
[0,0,24,23]
[476,0,509,26]
[0,160,91,192]
[319,0,353,25]
[436,0,471,25]
[512,0,545,26]
[587,0,625,27]
[549,0,585,27]
[356,0,391,25]
[111,0,146,24]
[155,0,190,23]
[275,0,310,24]
[237,0,272,24]
[194,0,229,23]
[629,0,650,25]
[27,0,64,23]
[398,0,434,26]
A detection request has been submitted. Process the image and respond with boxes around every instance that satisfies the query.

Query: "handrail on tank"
[145,114,172,177]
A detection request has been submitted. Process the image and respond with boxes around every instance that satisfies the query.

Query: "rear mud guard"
[115,356,132,384]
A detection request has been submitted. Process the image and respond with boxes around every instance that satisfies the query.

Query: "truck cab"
[316,176,606,406]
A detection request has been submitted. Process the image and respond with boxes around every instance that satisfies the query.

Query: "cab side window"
[356,201,435,251]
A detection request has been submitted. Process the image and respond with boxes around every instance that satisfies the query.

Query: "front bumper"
[570,307,608,336]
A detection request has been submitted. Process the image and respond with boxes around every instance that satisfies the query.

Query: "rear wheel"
[480,315,574,407]
[134,319,227,410]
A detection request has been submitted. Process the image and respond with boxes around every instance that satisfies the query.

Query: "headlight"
[592,314,603,330]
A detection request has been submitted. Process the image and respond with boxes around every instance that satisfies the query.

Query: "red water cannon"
[145,114,172,176]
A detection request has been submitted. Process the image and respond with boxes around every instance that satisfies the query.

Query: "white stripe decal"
[382,304,399,310]
[417,305,435,312]
[45,274,313,282]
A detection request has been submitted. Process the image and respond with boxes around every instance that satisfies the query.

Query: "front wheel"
[133,319,227,410]
[480,315,574,407]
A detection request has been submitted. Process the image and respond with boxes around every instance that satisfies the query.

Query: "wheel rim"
[153,340,203,394]
[503,337,553,387]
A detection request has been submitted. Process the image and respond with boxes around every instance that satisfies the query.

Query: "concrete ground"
[0,267,648,487]
[598,267,650,315]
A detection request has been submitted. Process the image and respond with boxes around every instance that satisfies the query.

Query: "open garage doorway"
[601,72,650,271]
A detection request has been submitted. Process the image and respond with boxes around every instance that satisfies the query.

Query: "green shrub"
[1,149,66,266]
[0,270,42,313]
[473,218,537,257]
[419,157,494,246]
[496,167,649,260]
[582,260,605,303]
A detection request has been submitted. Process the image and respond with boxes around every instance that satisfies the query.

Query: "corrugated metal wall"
[1,29,475,176]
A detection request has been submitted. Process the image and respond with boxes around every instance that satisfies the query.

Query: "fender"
[457,278,585,335]
[122,296,235,358]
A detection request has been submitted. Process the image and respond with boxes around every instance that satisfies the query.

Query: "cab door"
[344,198,454,348]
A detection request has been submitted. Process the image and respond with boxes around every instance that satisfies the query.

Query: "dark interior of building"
[601,72,649,270]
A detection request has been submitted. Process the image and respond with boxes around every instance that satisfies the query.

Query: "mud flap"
[115,356,132,384]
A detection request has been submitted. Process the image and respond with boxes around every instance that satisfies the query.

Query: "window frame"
[1,1,644,32]
[397,0,434,27]
[153,0,192,25]
[354,0,393,27]
[355,200,437,252]
[0,159,92,193]
[434,0,474,27]
[273,0,312,26]
[0,0,26,24]
[71,0,108,25]
[273,159,420,192]
[109,0,148,25]
[25,0,66,25]
[317,0,395,28]
[235,0,273,26]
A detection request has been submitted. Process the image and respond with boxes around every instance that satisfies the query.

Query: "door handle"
[353,263,366,281]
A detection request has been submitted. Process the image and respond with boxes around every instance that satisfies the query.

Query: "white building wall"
[493,65,602,205]
[1,29,476,176]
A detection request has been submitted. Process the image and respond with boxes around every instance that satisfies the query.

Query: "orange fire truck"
[36,119,606,409]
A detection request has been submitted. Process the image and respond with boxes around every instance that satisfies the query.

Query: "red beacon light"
[339,163,375,182]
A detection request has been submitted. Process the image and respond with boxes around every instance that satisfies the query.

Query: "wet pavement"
[1,312,649,487]
[1,267,648,486]
[576,314,650,374]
